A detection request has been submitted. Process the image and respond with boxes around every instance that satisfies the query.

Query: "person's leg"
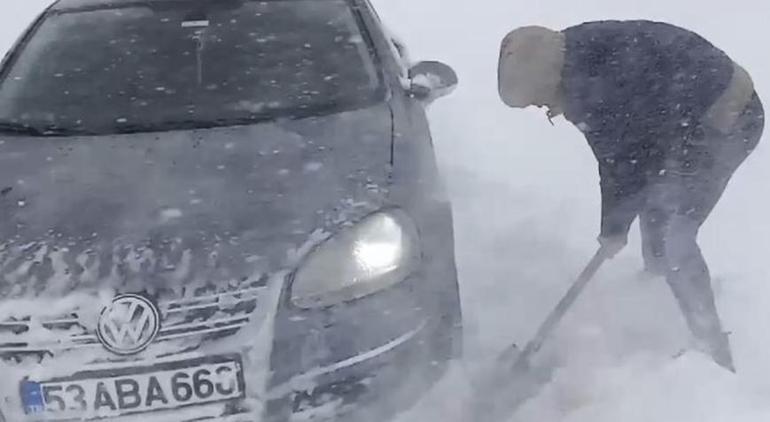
[642,172,733,370]
[640,206,669,277]
[657,96,763,371]
[659,91,763,360]
[663,213,734,371]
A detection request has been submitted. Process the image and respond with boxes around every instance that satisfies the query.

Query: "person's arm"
[587,133,647,244]
[598,161,645,240]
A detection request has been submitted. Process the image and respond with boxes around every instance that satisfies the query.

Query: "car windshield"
[0,0,382,136]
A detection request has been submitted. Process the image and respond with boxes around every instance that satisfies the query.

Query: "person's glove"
[598,234,627,259]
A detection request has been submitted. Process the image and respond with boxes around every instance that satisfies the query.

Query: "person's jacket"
[561,20,754,237]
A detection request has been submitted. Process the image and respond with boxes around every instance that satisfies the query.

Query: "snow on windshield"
[0,0,381,135]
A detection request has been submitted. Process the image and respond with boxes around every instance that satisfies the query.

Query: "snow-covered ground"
[4,1,770,421]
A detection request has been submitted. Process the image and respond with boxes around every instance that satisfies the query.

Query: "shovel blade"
[464,345,553,422]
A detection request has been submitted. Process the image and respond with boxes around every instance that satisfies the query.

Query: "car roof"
[50,0,360,12]
[50,0,223,11]
[50,0,145,11]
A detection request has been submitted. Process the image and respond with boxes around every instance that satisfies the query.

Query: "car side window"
[363,0,382,21]
[360,0,409,79]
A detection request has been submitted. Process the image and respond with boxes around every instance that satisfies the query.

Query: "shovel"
[463,248,609,421]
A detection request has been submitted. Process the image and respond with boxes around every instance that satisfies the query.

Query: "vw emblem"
[97,294,161,355]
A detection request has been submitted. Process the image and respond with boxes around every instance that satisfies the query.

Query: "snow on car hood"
[0,104,393,310]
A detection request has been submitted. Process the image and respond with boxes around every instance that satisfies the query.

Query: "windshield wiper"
[0,121,47,136]
[114,119,226,134]
[113,115,282,134]
[0,121,91,137]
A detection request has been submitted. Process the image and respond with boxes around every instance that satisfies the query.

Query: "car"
[0,0,462,421]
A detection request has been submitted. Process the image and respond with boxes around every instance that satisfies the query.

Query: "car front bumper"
[0,269,459,422]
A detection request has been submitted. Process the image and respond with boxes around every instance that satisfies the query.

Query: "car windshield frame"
[0,0,390,137]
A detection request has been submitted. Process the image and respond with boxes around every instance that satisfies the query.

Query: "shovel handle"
[509,248,608,372]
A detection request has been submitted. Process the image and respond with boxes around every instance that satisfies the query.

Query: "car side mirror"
[406,61,458,102]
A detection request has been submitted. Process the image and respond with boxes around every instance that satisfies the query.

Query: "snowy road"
[4,1,770,421]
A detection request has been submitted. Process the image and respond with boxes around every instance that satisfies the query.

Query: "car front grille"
[0,283,264,358]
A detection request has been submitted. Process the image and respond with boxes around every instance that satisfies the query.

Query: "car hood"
[0,105,393,303]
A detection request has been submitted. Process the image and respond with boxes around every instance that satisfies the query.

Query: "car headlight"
[291,210,420,309]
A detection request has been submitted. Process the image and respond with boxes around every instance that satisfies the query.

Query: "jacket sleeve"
[585,125,653,237]
[591,137,647,239]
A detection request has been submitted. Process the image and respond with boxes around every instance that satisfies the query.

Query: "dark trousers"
[639,94,764,370]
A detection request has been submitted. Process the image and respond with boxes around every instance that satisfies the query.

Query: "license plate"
[21,355,245,420]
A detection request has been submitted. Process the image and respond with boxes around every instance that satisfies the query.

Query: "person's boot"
[671,331,735,372]
[699,331,736,373]
[667,279,736,372]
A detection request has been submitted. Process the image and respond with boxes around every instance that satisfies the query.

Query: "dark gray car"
[0,0,461,421]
